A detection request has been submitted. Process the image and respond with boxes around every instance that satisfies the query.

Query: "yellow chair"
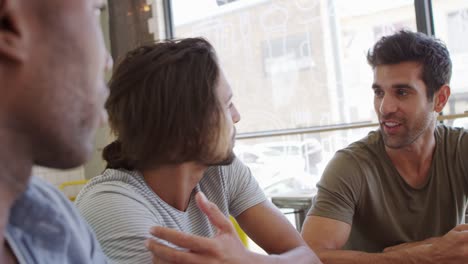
[58,179,88,201]
[230,216,249,248]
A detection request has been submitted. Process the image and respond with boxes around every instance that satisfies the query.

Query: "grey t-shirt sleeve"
[75,183,159,264]
[224,158,267,217]
[309,151,363,225]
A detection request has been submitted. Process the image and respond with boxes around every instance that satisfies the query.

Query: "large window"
[170,0,416,196]
[432,0,468,123]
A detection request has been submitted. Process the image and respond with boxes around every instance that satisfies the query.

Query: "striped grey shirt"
[75,158,266,263]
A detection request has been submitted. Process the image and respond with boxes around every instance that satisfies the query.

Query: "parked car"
[256,139,322,174]
[234,141,321,196]
[452,117,468,130]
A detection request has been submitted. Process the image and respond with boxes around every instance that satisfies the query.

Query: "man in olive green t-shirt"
[302,30,468,263]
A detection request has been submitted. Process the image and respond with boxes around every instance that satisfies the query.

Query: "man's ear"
[0,0,27,63]
[434,85,451,113]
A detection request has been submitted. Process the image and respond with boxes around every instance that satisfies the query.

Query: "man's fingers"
[146,239,208,264]
[149,226,213,252]
[152,256,170,264]
[452,224,468,232]
[448,224,468,243]
[383,245,399,253]
[195,192,234,233]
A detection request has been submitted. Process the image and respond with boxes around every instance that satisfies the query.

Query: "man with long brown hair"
[75,38,321,264]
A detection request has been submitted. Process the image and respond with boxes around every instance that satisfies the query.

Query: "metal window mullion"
[414,0,435,36]
[162,0,174,39]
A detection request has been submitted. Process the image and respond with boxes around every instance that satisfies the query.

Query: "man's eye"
[374,89,384,97]
[94,5,106,16]
[397,89,408,96]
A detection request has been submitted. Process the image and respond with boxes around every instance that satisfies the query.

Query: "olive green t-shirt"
[309,125,468,252]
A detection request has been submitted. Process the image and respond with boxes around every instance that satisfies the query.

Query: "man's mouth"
[383,121,400,127]
[381,120,402,134]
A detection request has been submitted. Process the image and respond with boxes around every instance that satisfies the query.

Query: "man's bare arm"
[302,216,468,264]
[383,237,438,253]
[146,193,321,264]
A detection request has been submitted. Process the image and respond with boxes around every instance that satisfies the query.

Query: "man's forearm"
[252,245,322,264]
[383,237,437,252]
[316,246,428,264]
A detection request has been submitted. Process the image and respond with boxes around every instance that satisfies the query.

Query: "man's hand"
[383,225,468,263]
[413,224,468,263]
[145,192,252,264]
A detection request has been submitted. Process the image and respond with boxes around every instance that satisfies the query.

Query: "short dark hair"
[103,38,227,170]
[367,30,452,100]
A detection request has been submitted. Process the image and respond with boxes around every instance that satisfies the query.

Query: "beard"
[212,149,236,166]
[379,111,434,149]
[204,127,237,166]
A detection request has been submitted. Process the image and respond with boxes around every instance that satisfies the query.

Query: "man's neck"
[0,129,33,263]
[141,162,207,212]
[1,240,18,264]
[385,126,436,188]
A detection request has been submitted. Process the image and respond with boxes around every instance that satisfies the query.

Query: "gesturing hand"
[145,192,252,264]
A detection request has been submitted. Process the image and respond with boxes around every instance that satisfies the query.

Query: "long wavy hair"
[102,38,229,170]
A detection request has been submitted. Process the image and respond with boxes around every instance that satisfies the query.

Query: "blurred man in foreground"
[0,0,111,262]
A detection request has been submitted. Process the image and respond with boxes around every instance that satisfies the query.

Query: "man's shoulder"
[435,125,468,149]
[25,176,72,209]
[11,176,83,226]
[75,168,150,208]
[80,169,145,194]
[435,125,468,139]
[321,130,386,178]
[338,130,383,159]
[434,125,468,159]
[8,176,107,263]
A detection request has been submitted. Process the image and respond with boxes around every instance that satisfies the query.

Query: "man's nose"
[232,104,241,124]
[379,95,398,116]
[105,51,113,72]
